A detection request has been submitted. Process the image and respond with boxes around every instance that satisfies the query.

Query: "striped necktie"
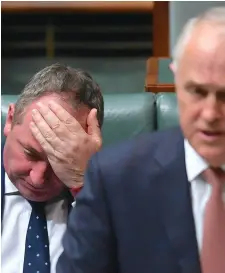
[201,167,225,273]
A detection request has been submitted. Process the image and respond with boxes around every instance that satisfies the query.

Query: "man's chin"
[198,147,225,167]
[16,184,55,202]
[13,179,65,202]
[21,191,50,202]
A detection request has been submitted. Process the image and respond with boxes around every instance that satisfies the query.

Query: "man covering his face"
[1,63,104,273]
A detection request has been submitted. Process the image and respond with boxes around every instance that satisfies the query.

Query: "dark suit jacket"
[57,128,202,273]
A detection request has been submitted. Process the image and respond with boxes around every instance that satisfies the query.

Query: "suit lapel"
[155,128,201,273]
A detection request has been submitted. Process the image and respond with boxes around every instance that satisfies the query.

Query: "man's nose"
[29,161,48,187]
[201,95,221,123]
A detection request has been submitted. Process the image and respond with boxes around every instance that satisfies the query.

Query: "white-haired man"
[57,7,225,273]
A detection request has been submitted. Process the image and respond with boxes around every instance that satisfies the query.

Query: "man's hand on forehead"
[29,100,102,189]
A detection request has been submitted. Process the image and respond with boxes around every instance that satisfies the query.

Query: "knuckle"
[53,148,61,158]
[51,120,61,129]
[35,131,44,143]
[49,147,63,162]
[64,117,73,125]
[43,131,53,139]
[39,138,46,147]
[41,107,50,117]
[71,142,79,152]
[53,147,59,155]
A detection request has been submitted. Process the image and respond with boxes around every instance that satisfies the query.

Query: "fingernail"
[36,102,44,108]
[32,109,38,115]
[30,121,35,128]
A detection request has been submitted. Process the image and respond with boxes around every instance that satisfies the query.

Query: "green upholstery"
[1,92,179,147]
[1,93,155,147]
[2,58,146,95]
[156,92,179,130]
[102,93,155,146]
[157,58,174,84]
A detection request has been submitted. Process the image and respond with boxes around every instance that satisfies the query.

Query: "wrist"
[70,185,83,197]
[68,173,84,197]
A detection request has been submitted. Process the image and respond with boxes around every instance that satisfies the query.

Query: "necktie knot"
[29,200,45,208]
[202,167,225,192]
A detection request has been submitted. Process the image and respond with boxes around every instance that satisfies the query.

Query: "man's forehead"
[35,93,74,111]
[182,22,225,63]
[177,24,225,84]
[20,92,89,132]
[23,93,76,119]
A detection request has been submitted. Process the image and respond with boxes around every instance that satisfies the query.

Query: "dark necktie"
[201,168,225,273]
[23,201,50,273]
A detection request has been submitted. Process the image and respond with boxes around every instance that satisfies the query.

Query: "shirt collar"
[184,139,209,182]
[184,139,225,182]
[4,172,18,194]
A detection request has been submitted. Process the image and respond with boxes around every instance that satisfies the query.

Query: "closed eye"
[24,148,42,161]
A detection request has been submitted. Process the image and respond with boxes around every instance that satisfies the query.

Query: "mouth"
[28,182,47,191]
[18,179,45,191]
[199,130,224,141]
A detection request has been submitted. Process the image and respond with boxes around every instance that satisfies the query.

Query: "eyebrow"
[18,140,45,159]
[184,81,225,92]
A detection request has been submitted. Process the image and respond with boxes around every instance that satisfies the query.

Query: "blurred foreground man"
[57,7,225,273]
[1,63,104,273]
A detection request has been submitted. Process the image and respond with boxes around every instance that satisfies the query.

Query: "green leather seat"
[102,93,155,146]
[1,92,180,147]
[155,92,179,130]
[1,93,155,147]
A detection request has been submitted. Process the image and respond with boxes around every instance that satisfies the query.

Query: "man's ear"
[4,104,15,137]
[169,62,176,74]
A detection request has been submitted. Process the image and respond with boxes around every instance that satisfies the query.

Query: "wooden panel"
[152,1,169,57]
[145,84,175,93]
[145,57,175,93]
[145,57,158,85]
[1,1,154,13]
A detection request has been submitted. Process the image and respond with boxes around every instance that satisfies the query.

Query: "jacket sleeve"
[56,154,117,273]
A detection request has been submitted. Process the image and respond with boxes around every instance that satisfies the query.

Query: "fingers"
[87,109,102,150]
[30,121,54,154]
[48,100,83,134]
[34,101,84,140]
[36,102,69,139]
[31,109,62,152]
[31,101,102,158]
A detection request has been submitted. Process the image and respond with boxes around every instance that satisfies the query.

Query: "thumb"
[87,109,102,149]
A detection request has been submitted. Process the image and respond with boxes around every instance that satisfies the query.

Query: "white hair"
[172,7,225,70]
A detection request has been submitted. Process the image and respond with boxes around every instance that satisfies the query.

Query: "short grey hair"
[13,63,104,127]
[172,7,225,70]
